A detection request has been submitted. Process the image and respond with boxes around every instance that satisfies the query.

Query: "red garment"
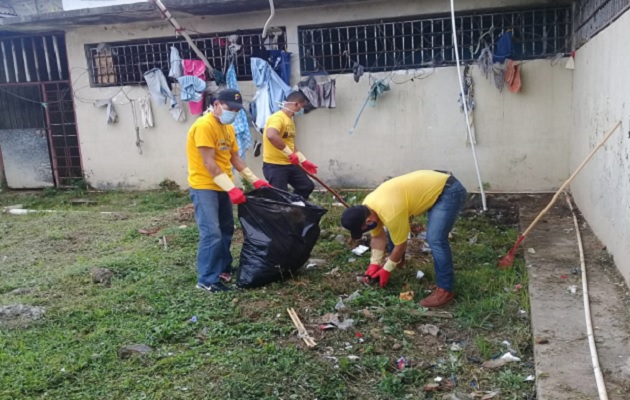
[183,60,206,115]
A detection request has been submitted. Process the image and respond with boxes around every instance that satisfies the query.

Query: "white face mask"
[216,104,237,125]
[279,101,304,116]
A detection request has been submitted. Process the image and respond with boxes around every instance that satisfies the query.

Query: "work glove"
[253,179,272,189]
[301,160,318,174]
[227,188,246,205]
[373,268,391,288]
[365,263,382,278]
[288,153,300,165]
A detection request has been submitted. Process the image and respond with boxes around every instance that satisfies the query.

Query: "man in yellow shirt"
[341,170,467,308]
[187,89,271,293]
[262,91,318,200]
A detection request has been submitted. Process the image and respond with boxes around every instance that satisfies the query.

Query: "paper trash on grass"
[416,270,425,280]
[399,291,414,301]
[351,245,370,256]
[568,285,578,294]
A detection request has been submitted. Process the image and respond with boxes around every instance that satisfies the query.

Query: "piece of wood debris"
[287,308,317,348]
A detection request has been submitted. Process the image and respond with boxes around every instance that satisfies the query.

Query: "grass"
[0,189,533,399]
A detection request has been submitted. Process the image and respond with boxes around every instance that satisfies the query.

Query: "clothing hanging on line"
[138,96,154,129]
[251,57,292,131]
[168,46,183,79]
[226,63,252,158]
[94,99,117,125]
[143,68,177,108]
[182,59,206,115]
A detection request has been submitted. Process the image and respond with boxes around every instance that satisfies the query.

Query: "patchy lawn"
[0,189,533,399]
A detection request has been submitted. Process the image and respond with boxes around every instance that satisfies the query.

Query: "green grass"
[0,189,533,400]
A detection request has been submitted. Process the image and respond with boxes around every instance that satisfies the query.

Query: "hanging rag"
[251,57,292,130]
[294,76,337,110]
[94,99,117,125]
[177,75,206,102]
[182,59,207,116]
[458,65,477,145]
[319,79,336,108]
[138,96,154,129]
[493,31,513,64]
[477,46,493,80]
[493,63,507,92]
[268,50,292,86]
[504,59,522,93]
[352,62,365,83]
[143,68,177,108]
[226,63,252,158]
[168,46,183,79]
[296,76,319,108]
[170,102,186,122]
[349,80,390,134]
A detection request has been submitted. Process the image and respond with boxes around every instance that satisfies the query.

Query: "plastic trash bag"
[236,187,328,288]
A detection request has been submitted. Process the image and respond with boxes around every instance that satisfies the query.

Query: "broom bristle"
[498,235,525,269]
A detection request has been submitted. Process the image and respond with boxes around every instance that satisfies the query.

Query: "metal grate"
[86,29,286,87]
[298,6,572,75]
[0,34,68,83]
[574,0,630,46]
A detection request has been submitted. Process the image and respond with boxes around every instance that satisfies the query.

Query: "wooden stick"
[287,308,316,347]
[520,120,621,239]
[299,166,349,208]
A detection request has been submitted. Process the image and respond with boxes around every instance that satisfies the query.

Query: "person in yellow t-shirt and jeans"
[340,170,467,308]
[262,91,318,200]
[186,89,272,293]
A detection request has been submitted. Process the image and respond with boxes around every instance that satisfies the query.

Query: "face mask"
[280,101,304,116]
[217,104,237,125]
[364,221,378,232]
[294,108,305,116]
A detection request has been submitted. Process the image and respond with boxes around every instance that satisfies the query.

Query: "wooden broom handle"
[299,165,350,208]
[521,120,621,238]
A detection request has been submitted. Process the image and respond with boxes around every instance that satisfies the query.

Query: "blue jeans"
[190,188,234,286]
[426,179,467,291]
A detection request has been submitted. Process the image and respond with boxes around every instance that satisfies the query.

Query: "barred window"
[574,0,630,47]
[85,29,286,87]
[298,7,571,75]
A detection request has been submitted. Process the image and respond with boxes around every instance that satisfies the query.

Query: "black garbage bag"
[236,187,327,288]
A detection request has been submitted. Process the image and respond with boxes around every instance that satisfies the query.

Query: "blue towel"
[493,31,513,63]
[226,64,252,158]
[176,75,206,102]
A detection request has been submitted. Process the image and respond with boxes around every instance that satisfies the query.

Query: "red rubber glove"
[227,188,246,205]
[301,160,318,174]
[373,268,391,288]
[288,153,300,165]
[364,263,382,278]
[253,179,272,189]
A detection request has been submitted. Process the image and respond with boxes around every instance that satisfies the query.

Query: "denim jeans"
[190,188,234,286]
[426,179,467,291]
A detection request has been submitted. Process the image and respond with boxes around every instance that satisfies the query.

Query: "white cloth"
[94,99,117,125]
[168,46,183,79]
[139,96,153,129]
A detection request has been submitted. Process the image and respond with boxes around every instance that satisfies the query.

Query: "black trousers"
[262,163,315,200]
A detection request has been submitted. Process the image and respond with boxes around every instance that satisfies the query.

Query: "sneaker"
[196,282,233,293]
[219,272,232,283]
[419,287,454,308]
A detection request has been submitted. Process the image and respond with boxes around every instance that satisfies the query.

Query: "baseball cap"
[216,89,244,110]
[341,205,370,240]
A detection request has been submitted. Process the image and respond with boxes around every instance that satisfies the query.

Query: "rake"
[498,120,622,269]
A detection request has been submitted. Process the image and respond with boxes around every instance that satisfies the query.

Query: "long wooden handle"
[521,121,621,238]
[299,165,350,208]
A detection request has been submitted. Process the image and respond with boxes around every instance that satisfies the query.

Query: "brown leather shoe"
[420,288,454,308]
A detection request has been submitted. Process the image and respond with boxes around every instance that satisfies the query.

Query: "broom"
[498,120,622,269]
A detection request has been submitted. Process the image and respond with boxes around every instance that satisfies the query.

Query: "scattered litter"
[344,343,353,350]
[355,332,363,339]
[325,267,341,277]
[190,316,197,323]
[421,243,432,253]
[399,291,415,301]
[416,270,425,280]
[287,308,317,348]
[360,308,375,319]
[524,375,535,382]
[527,248,536,254]
[419,324,440,336]
[179,225,188,229]
[138,227,162,236]
[335,298,346,311]
[423,383,440,392]
[335,234,346,244]
[571,267,580,275]
[306,263,318,270]
[6,208,56,215]
[60,367,66,372]
[450,343,463,352]
[347,355,360,361]
[404,330,416,336]
[468,235,478,245]
[514,284,523,291]
[417,231,427,240]
[306,258,326,270]
[519,310,527,315]
[336,319,355,330]
[467,356,483,364]
[560,275,568,279]
[396,356,408,370]
[348,290,361,301]
[535,337,549,344]
[434,376,443,382]
[332,202,345,207]
[319,313,340,324]
[351,245,370,256]
[501,340,511,347]
[348,258,357,263]
[290,201,306,207]
[481,352,521,369]
[568,285,578,294]
[319,323,337,331]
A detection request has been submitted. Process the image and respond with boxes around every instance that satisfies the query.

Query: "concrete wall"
[571,9,630,286]
[6,0,62,15]
[64,0,572,190]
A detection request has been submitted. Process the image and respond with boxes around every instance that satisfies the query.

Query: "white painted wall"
[571,10,630,286]
[62,0,142,11]
[64,0,572,191]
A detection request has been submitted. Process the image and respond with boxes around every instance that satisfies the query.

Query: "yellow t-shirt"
[263,110,296,165]
[363,170,450,245]
[186,114,238,191]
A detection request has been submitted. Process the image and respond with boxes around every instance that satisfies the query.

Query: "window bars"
[0,34,68,84]
[298,6,572,75]
[86,29,286,87]
[574,0,630,46]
